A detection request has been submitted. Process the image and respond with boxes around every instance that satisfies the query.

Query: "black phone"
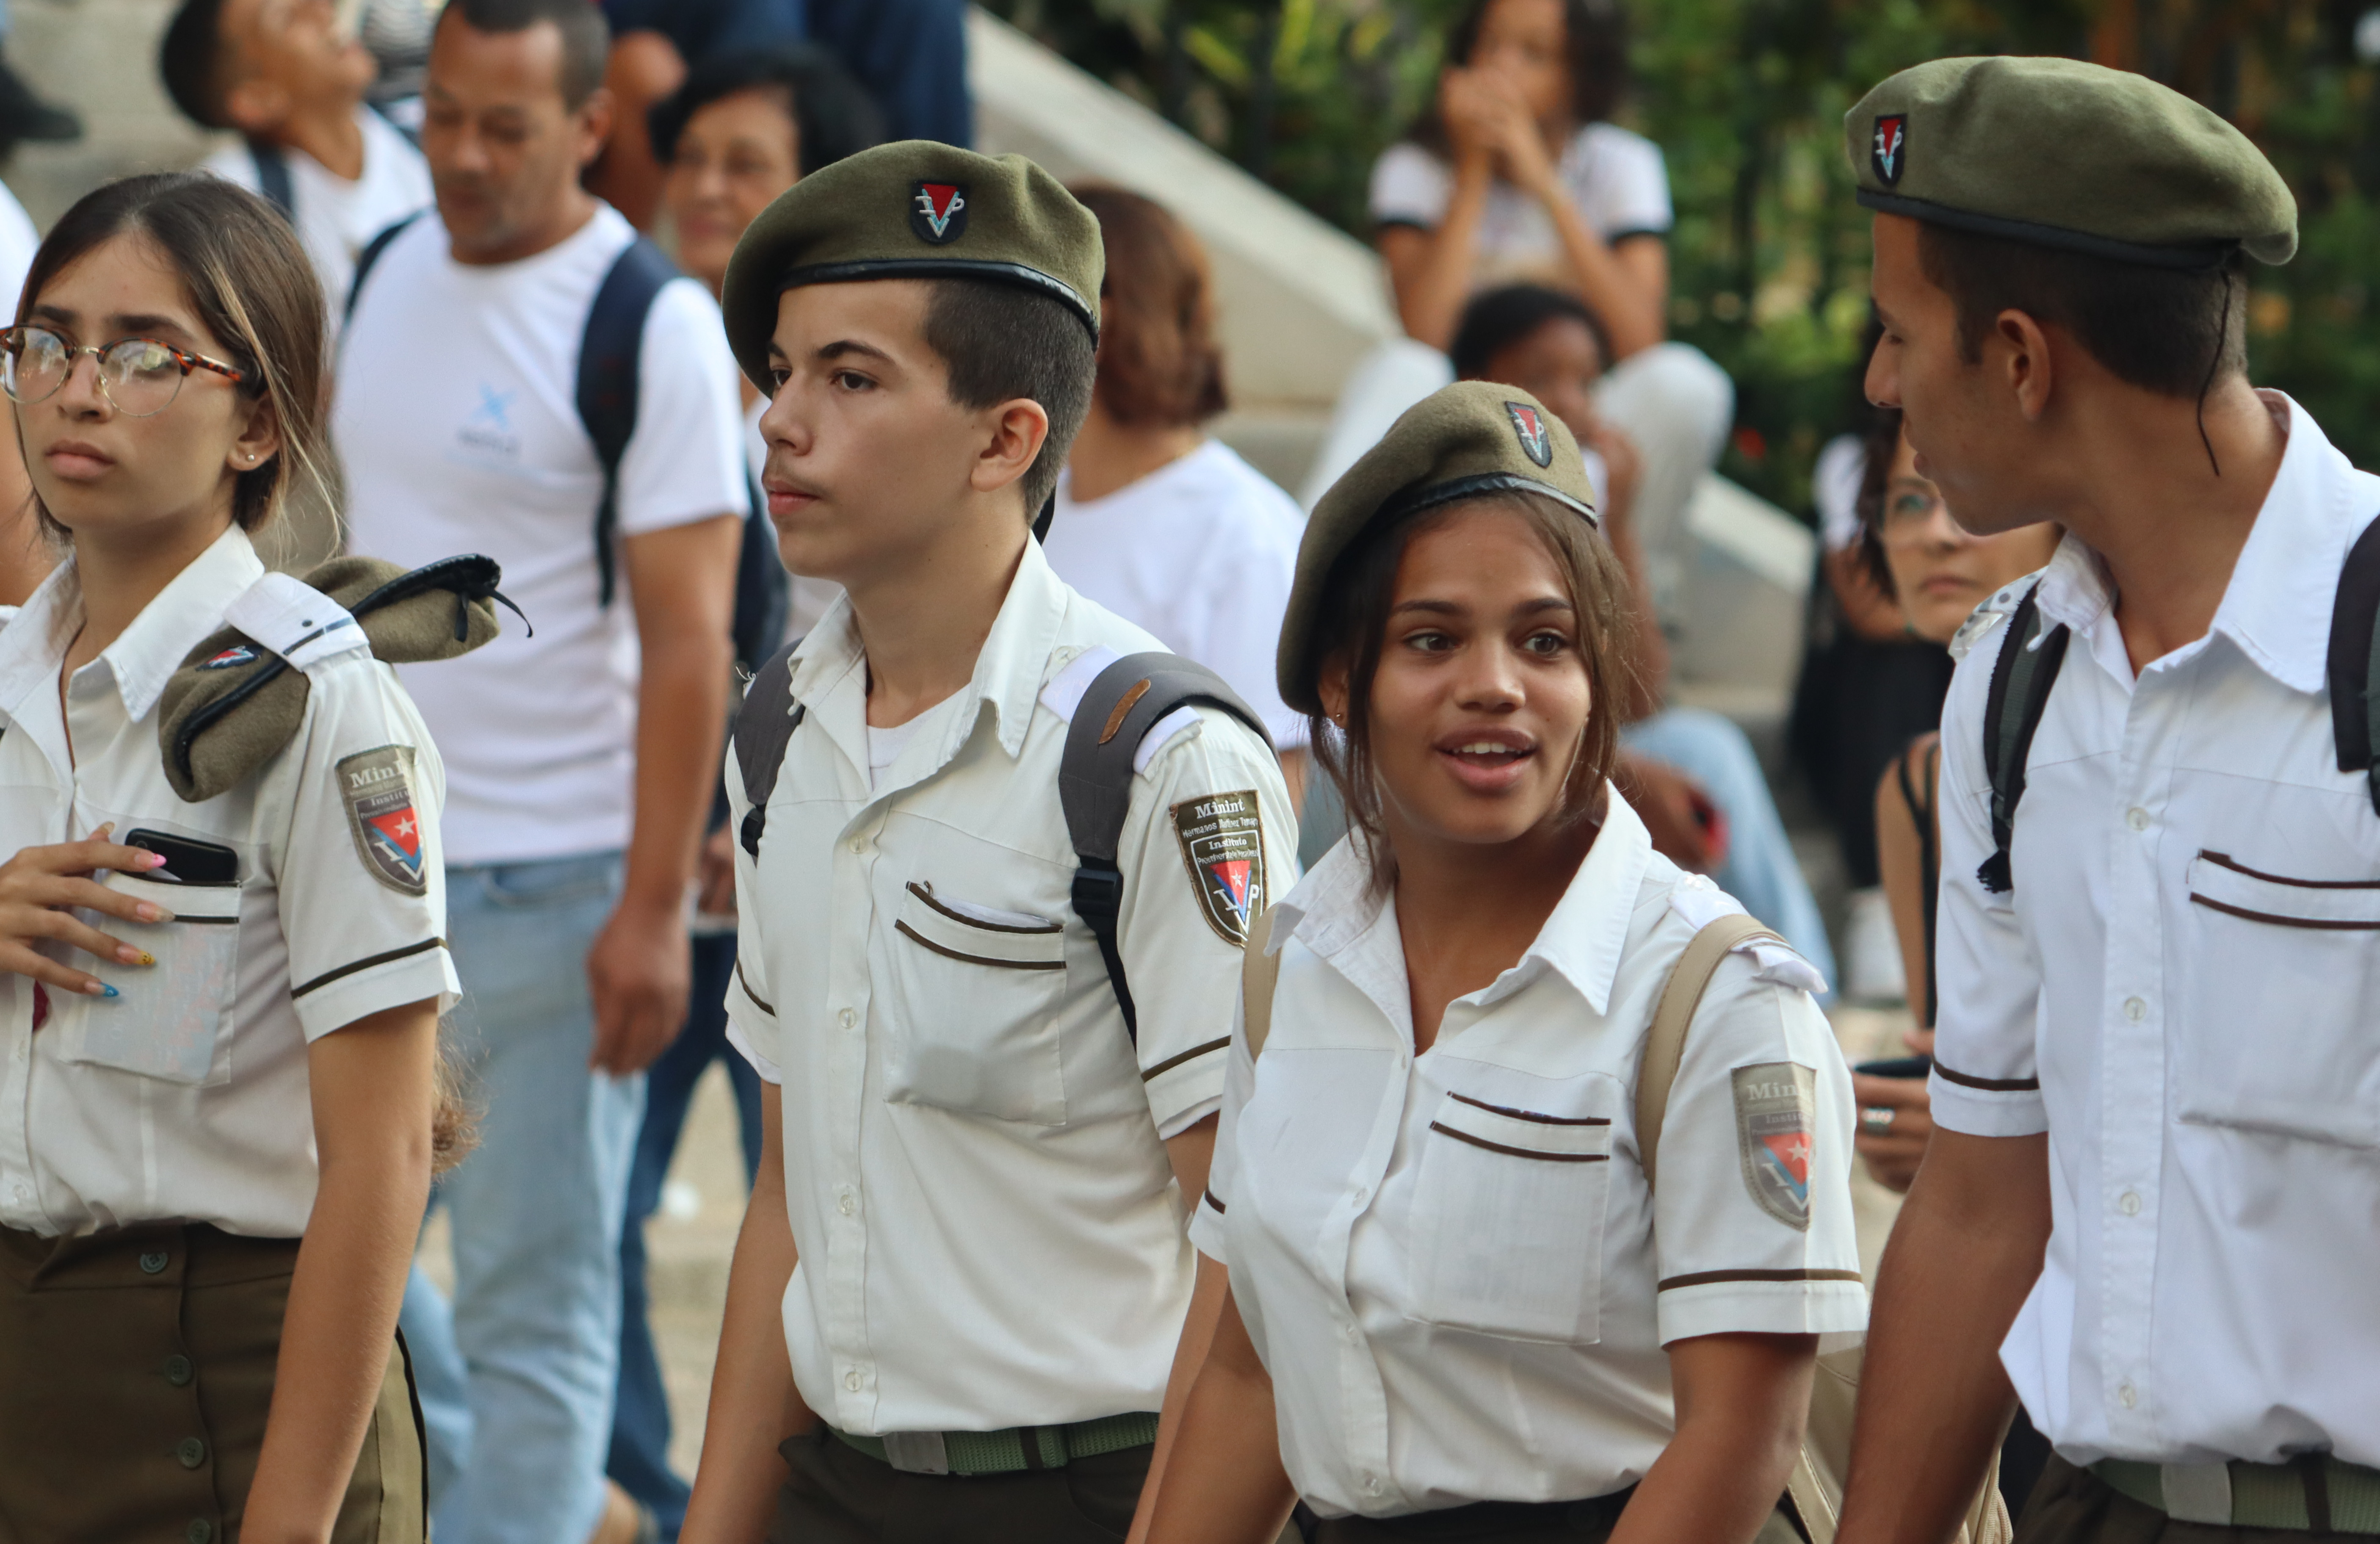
[124,828,240,886]
[1854,1054,1933,1079]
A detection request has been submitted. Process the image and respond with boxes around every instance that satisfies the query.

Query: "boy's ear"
[968,397,1051,501]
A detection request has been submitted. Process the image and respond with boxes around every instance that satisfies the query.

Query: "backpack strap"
[730,473,791,675]
[344,211,423,324]
[576,236,679,610]
[731,640,805,858]
[249,141,295,219]
[2325,511,2380,815]
[1633,913,1782,1190]
[1240,905,1283,1061]
[1975,581,2070,896]
[1060,652,1272,1044]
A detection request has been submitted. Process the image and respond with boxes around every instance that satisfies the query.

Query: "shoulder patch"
[1173,789,1266,945]
[1948,597,2015,663]
[338,744,426,895]
[1732,1062,1816,1230]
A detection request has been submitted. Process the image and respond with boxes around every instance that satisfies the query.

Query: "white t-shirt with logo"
[1042,439,1307,749]
[202,105,432,327]
[334,204,749,865]
[1368,121,1672,293]
[0,179,39,317]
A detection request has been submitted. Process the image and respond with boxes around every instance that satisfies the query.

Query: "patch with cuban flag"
[1731,1062,1818,1230]
[337,744,428,896]
[910,181,968,244]
[1172,789,1266,946]
[1506,401,1553,467]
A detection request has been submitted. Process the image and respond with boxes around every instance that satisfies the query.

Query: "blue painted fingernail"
[101,984,119,999]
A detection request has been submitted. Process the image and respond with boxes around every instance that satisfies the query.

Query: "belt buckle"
[881,1431,951,1475]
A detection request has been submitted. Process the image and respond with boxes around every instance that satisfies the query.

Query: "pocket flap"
[1429,1090,1612,1161]
[2188,851,2380,929]
[102,872,240,924]
[895,881,1066,970]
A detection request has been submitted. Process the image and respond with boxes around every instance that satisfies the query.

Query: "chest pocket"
[885,879,1070,1125]
[57,873,241,1087]
[2178,849,2380,1148]
[1408,1080,1616,1344]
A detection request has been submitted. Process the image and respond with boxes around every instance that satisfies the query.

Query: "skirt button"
[139,1251,170,1275]
[176,1437,207,1469]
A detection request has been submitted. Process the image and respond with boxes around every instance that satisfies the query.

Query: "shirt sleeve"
[1928,647,2049,1136]
[1186,986,1254,1266]
[721,748,783,1084]
[615,277,751,538]
[1570,127,1672,240]
[1370,142,1452,230]
[1650,953,1867,1351]
[270,656,461,1040]
[1118,710,1300,1139]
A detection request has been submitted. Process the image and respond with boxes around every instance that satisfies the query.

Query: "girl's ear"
[227,390,283,476]
[1318,651,1352,726]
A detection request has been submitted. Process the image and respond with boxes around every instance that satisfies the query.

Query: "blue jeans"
[402,853,645,1544]
[1623,708,1839,995]
[606,931,765,1541]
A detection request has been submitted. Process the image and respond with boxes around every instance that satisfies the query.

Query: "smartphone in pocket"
[124,828,240,886]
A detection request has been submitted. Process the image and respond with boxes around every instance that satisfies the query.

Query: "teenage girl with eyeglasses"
[0,172,467,1544]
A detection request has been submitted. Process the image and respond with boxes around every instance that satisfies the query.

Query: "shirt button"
[2118,1190,2142,1217]
[838,1190,857,1217]
[1363,1476,1382,1496]
[844,1370,863,1392]
[2118,1382,2138,1409]
[2123,997,2147,1022]
[848,837,865,855]
[838,1008,856,1029]
[163,1354,194,1386]
[9,1183,27,1204]
[176,1437,207,1469]
[2126,807,2150,831]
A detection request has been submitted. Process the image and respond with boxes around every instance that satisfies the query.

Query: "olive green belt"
[2095,1456,2380,1533]
[831,1411,1159,1477]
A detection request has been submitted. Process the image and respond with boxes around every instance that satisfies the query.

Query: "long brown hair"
[13,172,335,539]
[1305,490,1636,880]
[1070,184,1228,429]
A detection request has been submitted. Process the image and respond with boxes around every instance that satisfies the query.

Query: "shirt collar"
[1275,783,1654,1018]
[0,525,265,724]
[2034,393,2359,696]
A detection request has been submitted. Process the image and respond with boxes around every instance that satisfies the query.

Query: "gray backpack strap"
[1975,581,2070,896]
[1241,905,1283,1061]
[1059,651,1272,1043]
[733,641,805,858]
[2324,510,2380,814]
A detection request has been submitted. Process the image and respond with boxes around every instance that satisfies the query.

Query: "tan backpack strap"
[1634,913,1783,1190]
[1241,905,1284,1061]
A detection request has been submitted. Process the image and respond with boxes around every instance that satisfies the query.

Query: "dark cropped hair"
[16,173,331,536]
[439,0,610,109]
[648,45,884,176]
[1305,490,1636,880]
[1449,283,1612,382]
[1414,0,1631,154]
[923,281,1097,518]
[159,0,235,129]
[1917,221,2247,399]
[1070,184,1227,430]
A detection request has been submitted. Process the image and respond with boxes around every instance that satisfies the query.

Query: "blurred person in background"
[1357,0,1730,624]
[1046,184,1310,805]
[607,44,878,1542]
[0,0,79,145]
[334,3,749,1542]
[1453,282,1836,985]
[0,170,41,608]
[163,0,433,330]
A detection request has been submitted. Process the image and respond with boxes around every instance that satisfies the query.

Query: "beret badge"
[1872,114,1907,186]
[911,181,967,244]
[1506,401,1554,468]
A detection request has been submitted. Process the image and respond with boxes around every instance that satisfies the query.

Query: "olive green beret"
[1277,382,1598,715]
[159,555,508,803]
[719,140,1104,390]
[1847,57,2295,268]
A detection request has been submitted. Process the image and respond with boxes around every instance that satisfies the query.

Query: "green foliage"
[987,0,2380,513]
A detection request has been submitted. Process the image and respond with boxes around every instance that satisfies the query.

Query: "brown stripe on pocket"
[736,957,776,1016]
[1428,1121,1612,1162]
[2197,851,2380,890]
[2189,894,2380,931]
[1447,1091,1612,1127]
[894,920,1067,970]
[1201,1189,1226,1215]
[1142,1037,1230,1083]
[1932,1061,2040,1093]
[905,881,1062,933]
[1658,1267,1866,1291]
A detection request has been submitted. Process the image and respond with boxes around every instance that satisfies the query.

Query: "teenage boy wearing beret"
[677,142,1296,1544]
[1834,56,2380,1544]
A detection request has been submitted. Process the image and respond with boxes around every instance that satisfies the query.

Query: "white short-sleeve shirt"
[1192,797,1862,1518]
[1930,393,2380,1468]
[1043,440,1308,749]
[336,205,749,864]
[0,526,460,1239]
[1369,122,1672,293]
[723,539,1299,1435]
[200,106,432,328]
[0,179,39,318]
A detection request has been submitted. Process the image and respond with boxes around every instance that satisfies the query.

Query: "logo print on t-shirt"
[911,182,968,244]
[456,380,522,465]
[1506,401,1554,467]
[337,744,428,896]
[1731,1062,1817,1231]
[1172,789,1266,946]
[1872,114,1907,187]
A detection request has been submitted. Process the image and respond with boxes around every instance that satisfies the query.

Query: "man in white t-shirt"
[332,4,746,1544]
[161,0,434,322]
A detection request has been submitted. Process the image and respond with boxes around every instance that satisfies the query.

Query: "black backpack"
[1975,515,2380,894]
[730,646,1271,1042]
[345,215,789,673]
